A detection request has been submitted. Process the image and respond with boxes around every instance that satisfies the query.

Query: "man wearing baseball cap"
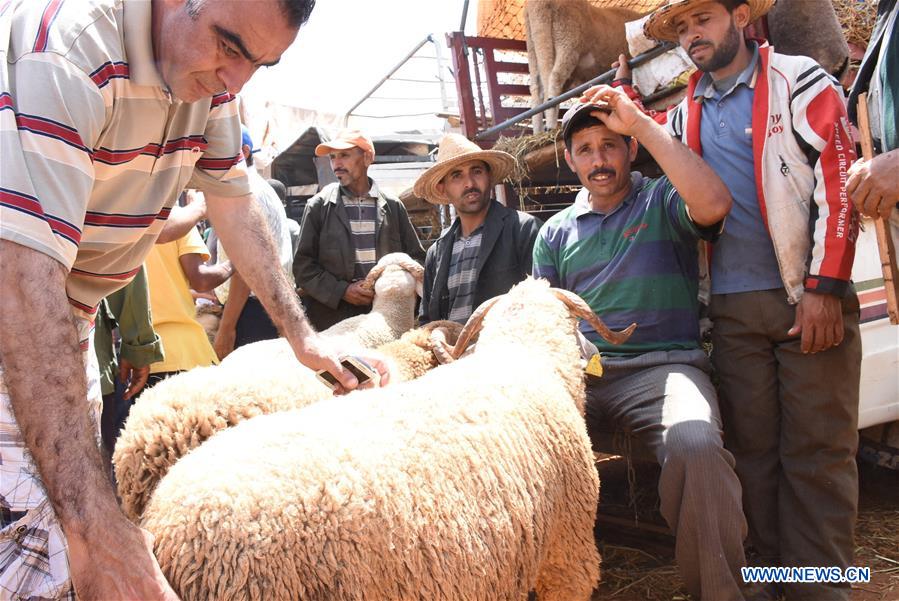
[590,1,862,598]
[533,96,745,600]
[414,134,540,324]
[295,129,425,330]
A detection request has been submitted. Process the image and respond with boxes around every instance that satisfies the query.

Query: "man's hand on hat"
[578,85,648,138]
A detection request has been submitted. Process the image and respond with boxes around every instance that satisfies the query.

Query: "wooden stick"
[856,93,899,324]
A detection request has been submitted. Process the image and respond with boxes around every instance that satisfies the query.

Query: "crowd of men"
[1,0,896,599]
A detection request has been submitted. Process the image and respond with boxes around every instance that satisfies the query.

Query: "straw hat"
[644,0,775,42]
[413,134,515,205]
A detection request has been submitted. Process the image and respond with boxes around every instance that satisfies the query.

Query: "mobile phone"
[316,356,380,391]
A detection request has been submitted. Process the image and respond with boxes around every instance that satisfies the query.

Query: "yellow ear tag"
[585,354,603,378]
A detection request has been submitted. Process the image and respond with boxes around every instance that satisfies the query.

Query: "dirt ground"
[589,457,899,601]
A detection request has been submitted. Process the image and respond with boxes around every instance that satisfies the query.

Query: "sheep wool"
[113,362,330,521]
[221,253,424,368]
[113,321,460,522]
[142,278,603,601]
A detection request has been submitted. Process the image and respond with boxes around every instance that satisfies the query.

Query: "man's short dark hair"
[563,115,630,152]
[186,0,315,28]
[279,0,316,28]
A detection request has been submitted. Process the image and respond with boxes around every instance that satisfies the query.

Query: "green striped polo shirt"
[533,173,721,356]
[1,0,250,317]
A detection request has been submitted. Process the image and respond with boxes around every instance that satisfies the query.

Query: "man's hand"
[788,291,844,354]
[213,322,236,360]
[611,52,632,81]
[342,281,374,306]
[576,84,649,138]
[847,149,899,220]
[289,334,391,394]
[67,519,180,601]
[118,358,149,401]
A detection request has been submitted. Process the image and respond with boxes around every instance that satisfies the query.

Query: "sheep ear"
[551,288,636,345]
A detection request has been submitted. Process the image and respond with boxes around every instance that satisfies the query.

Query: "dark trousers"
[236,296,280,348]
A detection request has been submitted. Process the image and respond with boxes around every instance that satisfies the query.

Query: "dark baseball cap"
[560,103,612,142]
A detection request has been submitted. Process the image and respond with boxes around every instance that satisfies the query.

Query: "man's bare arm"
[214,270,251,360]
[0,240,177,600]
[156,193,206,244]
[581,85,732,225]
[179,254,233,292]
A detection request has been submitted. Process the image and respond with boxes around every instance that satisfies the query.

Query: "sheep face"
[372,264,419,301]
[362,252,424,295]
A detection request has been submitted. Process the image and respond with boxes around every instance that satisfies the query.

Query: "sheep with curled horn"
[141,277,635,601]
[220,252,425,369]
[114,319,461,522]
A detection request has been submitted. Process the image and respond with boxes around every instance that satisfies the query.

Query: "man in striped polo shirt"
[532,94,748,600]
[0,1,387,599]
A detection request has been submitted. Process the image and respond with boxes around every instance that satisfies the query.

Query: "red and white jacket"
[624,44,859,303]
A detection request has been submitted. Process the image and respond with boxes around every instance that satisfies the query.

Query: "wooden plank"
[857,93,899,325]
[482,42,507,129]
[447,32,479,140]
[463,36,527,52]
[495,84,530,96]
[493,61,529,74]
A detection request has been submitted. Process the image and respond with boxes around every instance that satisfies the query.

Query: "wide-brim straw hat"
[644,0,775,42]
[413,134,516,205]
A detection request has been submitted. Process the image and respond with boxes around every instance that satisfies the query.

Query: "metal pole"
[474,42,676,140]
[343,35,435,126]
[459,0,470,33]
[433,36,450,114]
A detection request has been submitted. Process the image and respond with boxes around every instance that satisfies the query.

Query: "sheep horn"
[447,296,501,359]
[551,288,636,345]
[428,327,456,364]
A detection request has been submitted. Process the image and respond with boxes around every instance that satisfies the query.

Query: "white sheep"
[526,0,639,133]
[113,320,461,522]
[140,278,635,601]
[220,252,424,368]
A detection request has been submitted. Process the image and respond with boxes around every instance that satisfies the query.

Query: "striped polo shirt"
[446,225,484,323]
[341,180,378,280]
[533,173,721,356]
[1,0,250,317]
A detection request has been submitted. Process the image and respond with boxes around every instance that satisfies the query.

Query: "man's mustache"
[689,40,712,53]
[588,167,616,179]
[462,187,484,197]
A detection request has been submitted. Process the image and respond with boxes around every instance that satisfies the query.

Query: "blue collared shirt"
[697,42,783,294]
